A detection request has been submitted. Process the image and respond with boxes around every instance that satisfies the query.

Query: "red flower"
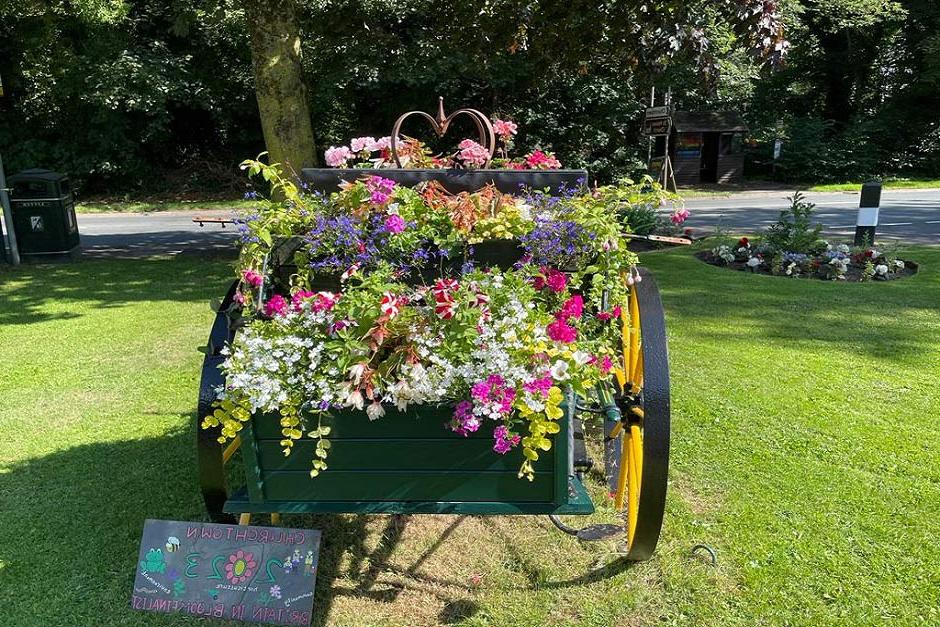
[380,292,405,318]
[435,297,458,319]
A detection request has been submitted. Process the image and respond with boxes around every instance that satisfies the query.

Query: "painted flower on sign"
[225,550,257,585]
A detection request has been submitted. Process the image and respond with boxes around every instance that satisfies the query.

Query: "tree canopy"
[0,0,935,193]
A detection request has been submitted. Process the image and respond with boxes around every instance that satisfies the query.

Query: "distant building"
[670,112,747,186]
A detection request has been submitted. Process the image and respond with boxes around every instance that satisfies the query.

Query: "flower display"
[205,160,658,481]
[324,118,561,170]
[706,236,910,282]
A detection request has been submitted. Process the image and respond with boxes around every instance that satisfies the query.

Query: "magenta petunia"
[263,294,289,317]
[242,269,263,287]
[384,214,406,234]
[546,318,577,343]
[557,294,583,321]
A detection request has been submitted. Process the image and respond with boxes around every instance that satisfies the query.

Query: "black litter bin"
[9,169,79,255]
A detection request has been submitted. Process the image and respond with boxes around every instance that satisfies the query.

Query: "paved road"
[684,188,940,244]
[69,188,939,258]
[76,210,239,258]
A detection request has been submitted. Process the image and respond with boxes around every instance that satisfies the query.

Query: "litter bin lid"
[10,168,68,182]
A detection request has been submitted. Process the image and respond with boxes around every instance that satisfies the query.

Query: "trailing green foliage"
[763,192,822,255]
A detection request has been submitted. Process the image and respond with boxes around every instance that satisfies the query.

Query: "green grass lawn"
[808,178,940,192]
[1,249,939,626]
[76,199,258,214]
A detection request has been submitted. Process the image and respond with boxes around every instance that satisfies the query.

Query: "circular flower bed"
[696,193,917,282]
[698,237,917,281]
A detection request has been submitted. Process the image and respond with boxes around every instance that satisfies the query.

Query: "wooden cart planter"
[197,167,671,561]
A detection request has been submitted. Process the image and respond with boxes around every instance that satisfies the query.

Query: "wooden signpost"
[131,519,321,625]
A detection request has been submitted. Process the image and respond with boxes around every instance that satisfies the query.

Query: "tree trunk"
[244,0,317,176]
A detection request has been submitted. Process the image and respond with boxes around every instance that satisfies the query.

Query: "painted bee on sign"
[165,536,181,553]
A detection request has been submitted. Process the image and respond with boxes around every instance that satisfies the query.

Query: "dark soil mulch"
[696,251,919,282]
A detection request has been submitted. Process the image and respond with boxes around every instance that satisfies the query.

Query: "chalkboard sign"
[131,519,321,625]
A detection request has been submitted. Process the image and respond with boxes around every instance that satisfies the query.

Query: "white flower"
[550,360,570,381]
[746,257,761,268]
[345,388,364,410]
[837,244,850,254]
[348,362,367,385]
[572,351,592,366]
[366,401,385,421]
[894,259,905,269]
[875,264,888,275]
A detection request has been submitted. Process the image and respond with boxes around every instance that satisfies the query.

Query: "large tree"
[243,0,317,174]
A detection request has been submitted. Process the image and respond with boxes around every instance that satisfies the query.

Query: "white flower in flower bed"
[712,244,735,264]
[894,259,905,269]
[875,264,889,276]
[746,256,761,269]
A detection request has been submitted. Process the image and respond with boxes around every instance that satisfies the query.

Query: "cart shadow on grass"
[0,417,632,626]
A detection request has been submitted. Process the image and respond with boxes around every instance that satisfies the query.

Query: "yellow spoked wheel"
[603,267,670,561]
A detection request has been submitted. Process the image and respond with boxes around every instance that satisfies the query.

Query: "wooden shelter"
[670,112,747,185]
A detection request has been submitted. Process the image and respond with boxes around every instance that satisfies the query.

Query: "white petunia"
[366,401,385,421]
[346,388,364,410]
[550,360,570,381]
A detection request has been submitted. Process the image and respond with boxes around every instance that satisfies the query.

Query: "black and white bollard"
[854,181,882,247]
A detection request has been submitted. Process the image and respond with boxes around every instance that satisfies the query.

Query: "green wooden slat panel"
[252,405,490,440]
[256,439,553,473]
[260,470,554,503]
[239,414,266,504]
[223,488,595,515]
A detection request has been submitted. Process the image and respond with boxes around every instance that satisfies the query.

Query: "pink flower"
[384,214,406,234]
[545,269,567,293]
[557,294,583,321]
[600,355,613,373]
[325,146,353,167]
[493,425,521,455]
[291,290,315,310]
[547,318,577,343]
[233,292,246,305]
[523,376,553,398]
[366,176,395,205]
[350,137,376,153]
[448,400,480,437]
[263,294,288,317]
[670,208,691,225]
[525,149,562,169]
[596,304,622,322]
[242,269,263,287]
[331,319,353,333]
[368,136,392,151]
[341,262,361,281]
[492,119,518,139]
[457,139,489,168]
[311,291,340,313]
[225,550,257,585]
